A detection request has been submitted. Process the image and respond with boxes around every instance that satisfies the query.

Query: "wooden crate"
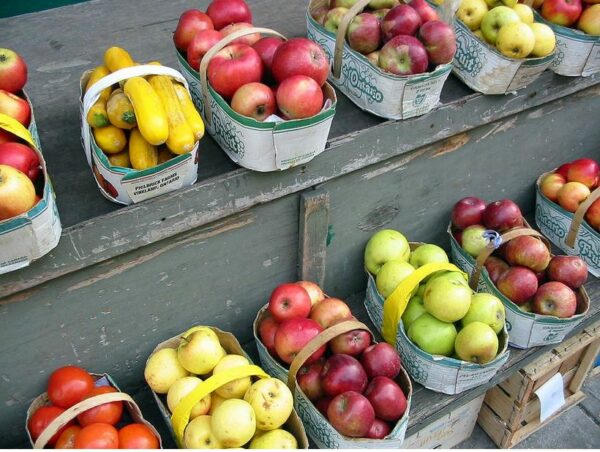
[478,320,600,448]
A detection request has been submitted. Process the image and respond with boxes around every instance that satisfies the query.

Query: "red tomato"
[55,425,82,449]
[76,386,123,426]
[74,423,119,449]
[118,423,160,449]
[27,405,73,446]
[47,365,95,408]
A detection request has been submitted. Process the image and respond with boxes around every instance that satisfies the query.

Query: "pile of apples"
[144,326,298,449]
[257,281,409,439]
[311,0,457,76]
[540,157,600,231]
[538,0,600,36]
[451,197,588,317]
[457,0,556,58]
[0,48,43,222]
[28,365,159,449]
[365,229,506,364]
[174,0,331,121]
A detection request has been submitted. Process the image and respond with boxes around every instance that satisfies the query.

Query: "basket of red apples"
[254,281,413,448]
[536,158,600,277]
[533,0,600,76]
[449,196,590,349]
[172,0,336,172]
[307,0,456,119]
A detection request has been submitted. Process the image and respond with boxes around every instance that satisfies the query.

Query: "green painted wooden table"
[0,0,599,447]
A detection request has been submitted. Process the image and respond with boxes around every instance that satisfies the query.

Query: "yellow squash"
[123,77,169,145]
[86,99,109,128]
[85,65,112,102]
[108,150,131,168]
[129,128,158,170]
[173,82,204,142]
[93,125,127,154]
[104,47,135,72]
[149,75,196,155]
[157,148,174,164]
[107,89,136,129]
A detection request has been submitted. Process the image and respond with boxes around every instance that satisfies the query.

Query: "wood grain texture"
[298,189,330,286]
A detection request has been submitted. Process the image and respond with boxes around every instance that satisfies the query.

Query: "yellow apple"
[501,0,518,6]
[167,376,211,418]
[578,5,600,35]
[249,429,298,449]
[213,354,252,399]
[177,327,224,375]
[184,415,222,449]
[209,392,227,414]
[244,378,294,431]
[474,28,485,39]
[481,6,521,44]
[496,22,535,58]
[529,22,556,57]
[484,0,502,8]
[458,0,490,30]
[144,348,189,394]
[211,399,256,447]
[513,3,534,22]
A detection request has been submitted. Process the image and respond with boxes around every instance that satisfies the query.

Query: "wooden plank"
[569,336,600,393]
[298,189,330,286]
[477,403,511,448]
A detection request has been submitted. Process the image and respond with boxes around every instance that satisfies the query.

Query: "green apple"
[481,6,521,45]
[324,7,349,33]
[461,224,488,257]
[457,0,489,31]
[512,3,534,23]
[461,293,505,333]
[529,23,556,57]
[364,229,410,275]
[369,0,400,8]
[409,244,449,268]
[376,260,415,298]
[501,0,518,7]
[474,29,485,39]
[416,283,426,298]
[408,313,457,356]
[484,0,502,8]
[496,22,535,58]
[402,295,427,330]
[455,322,499,364]
[424,272,472,322]
[331,0,360,7]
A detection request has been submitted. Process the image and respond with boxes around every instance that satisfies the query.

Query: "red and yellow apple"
[0,48,28,94]
[0,164,36,220]
[173,9,214,52]
[0,89,31,126]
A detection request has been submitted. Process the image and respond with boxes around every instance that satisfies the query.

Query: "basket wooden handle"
[566,186,600,248]
[333,0,371,79]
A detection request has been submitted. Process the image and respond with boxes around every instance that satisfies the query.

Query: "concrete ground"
[457,372,600,449]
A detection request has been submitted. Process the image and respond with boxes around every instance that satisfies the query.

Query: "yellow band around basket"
[0,113,37,150]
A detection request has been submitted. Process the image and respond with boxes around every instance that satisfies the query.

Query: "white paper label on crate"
[535,373,566,422]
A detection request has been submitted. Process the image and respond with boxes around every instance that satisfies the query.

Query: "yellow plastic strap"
[381,262,467,345]
[171,364,269,447]
[0,113,37,150]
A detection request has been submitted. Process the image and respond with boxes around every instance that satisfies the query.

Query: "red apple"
[186,29,224,71]
[206,0,253,30]
[207,44,263,99]
[533,281,577,318]
[378,35,429,75]
[453,229,463,246]
[310,297,353,329]
[585,198,600,230]
[364,376,407,422]
[535,270,547,285]
[540,173,567,202]
[252,37,284,78]
[566,158,599,189]
[367,418,392,439]
[258,315,279,356]
[297,360,325,401]
[325,7,350,33]
[347,13,382,55]
[547,255,588,289]
[0,129,17,144]
[0,142,40,182]
[327,391,375,437]
[0,49,28,94]
[330,329,372,356]
[321,354,368,396]
[230,82,276,121]
[496,266,539,305]
[315,396,333,416]
[381,5,422,41]
[484,256,510,283]
[418,20,457,65]
[271,38,330,86]
[556,163,571,179]
[311,6,330,24]
[296,281,325,306]
[409,0,440,23]
[274,317,325,364]
[220,22,261,46]
[360,342,401,379]
[276,75,324,120]
[451,196,487,230]
[557,181,590,213]
[173,10,214,52]
[504,236,551,272]
[483,199,524,231]
[0,164,36,220]
[268,282,312,322]
[0,89,31,126]
[542,0,583,26]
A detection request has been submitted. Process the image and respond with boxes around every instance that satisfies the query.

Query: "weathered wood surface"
[1,0,599,298]
[298,189,330,286]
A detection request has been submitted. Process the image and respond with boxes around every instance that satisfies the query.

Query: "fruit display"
[144,326,307,449]
[538,0,600,36]
[26,366,161,449]
[254,281,412,446]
